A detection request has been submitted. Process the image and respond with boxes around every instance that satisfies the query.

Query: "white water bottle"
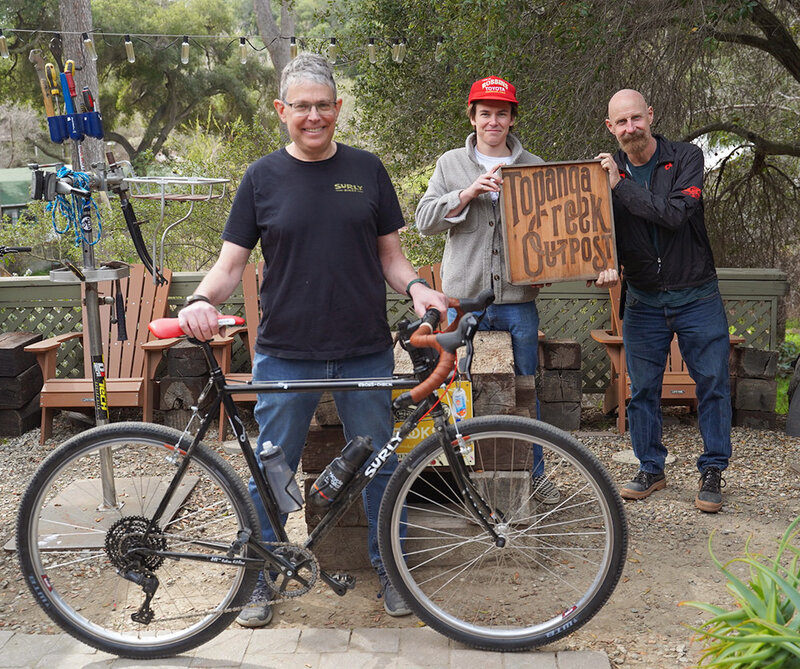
[259,441,303,513]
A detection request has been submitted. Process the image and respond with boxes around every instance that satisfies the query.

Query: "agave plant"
[681,515,800,668]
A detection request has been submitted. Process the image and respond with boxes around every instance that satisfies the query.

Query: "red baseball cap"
[468,76,518,105]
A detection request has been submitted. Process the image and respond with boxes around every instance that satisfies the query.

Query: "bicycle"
[17,290,627,658]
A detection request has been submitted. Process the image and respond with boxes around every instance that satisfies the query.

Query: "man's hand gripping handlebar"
[148,316,245,340]
[395,289,495,409]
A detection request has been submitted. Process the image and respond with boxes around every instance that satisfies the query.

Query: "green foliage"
[681,516,800,668]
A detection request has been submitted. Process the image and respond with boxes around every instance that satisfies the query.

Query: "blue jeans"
[622,290,732,474]
[449,300,545,475]
[248,348,397,574]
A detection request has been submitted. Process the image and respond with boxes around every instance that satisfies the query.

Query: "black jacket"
[611,134,717,292]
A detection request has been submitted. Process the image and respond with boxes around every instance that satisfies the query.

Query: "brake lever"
[458,339,474,383]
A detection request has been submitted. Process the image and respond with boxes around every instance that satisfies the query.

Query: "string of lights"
[0,28,445,65]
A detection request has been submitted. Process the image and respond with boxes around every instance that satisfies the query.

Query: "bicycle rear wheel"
[17,422,260,658]
[378,415,627,651]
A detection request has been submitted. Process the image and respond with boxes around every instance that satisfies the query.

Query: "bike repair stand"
[26,49,228,525]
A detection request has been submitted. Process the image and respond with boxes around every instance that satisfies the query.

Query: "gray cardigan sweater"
[415,132,544,303]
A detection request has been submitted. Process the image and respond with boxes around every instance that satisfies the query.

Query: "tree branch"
[103,131,137,161]
[684,122,800,157]
[700,1,800,84]
[31,140,66,162]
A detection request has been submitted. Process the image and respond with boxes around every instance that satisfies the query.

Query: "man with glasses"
[179,53,447,627]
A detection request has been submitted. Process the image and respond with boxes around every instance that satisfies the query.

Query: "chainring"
[265,544,319,598]
[105,515,168,572]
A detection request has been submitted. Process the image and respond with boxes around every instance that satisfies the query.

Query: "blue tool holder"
[47,111,104,144]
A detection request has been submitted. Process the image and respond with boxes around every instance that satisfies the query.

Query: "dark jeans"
[622,290,732,474]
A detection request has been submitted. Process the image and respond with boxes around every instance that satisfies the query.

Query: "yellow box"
[392,382,473,465]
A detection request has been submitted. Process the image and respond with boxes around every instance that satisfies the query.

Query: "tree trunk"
[58,0,103,170]
[253,0,294,86]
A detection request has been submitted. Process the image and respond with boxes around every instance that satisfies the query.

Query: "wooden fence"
[0,268,789,393]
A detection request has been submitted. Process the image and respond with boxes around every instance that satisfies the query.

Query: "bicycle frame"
[139,335,474,595]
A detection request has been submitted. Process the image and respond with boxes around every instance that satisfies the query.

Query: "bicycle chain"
[118,537,321,623]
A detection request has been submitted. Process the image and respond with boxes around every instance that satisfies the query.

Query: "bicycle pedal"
[320,570,356,595]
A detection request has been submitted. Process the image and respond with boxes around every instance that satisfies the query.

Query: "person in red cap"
[416,75,558,501]
[416,76,616,504]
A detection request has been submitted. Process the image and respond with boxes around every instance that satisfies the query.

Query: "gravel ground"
[1,405,799,668]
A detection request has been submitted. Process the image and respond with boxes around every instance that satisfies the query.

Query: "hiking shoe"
[695,466,725,513]
[236,580,274,628]
[620,470,666,500]
[379,574,411,617]
[532,475,561,504]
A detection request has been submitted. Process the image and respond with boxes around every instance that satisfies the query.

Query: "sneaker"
[695,467,725,513]
[379,574,411,617]
[531,475,560,504]
[620,470,666,500]
[236,580,274,628]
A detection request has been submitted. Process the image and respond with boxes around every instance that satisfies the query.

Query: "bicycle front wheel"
[17,422,260,659]
[379,415,627,651]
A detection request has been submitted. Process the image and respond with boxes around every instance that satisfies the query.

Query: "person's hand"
[408,284,450,319]
[595,152,621,189]
[178,300,222,341]
[588,268,619,288]
[463,163,505,201]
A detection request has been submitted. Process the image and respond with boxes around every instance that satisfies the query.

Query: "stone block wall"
[537,339,582,431]
[0,332,43,436]
[730,347,778,429]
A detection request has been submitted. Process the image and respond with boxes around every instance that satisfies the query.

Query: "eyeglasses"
[282,100,337,115]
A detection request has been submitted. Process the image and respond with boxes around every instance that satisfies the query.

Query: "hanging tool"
[28,50,55,117]
[45,63,61,113]
[63,60,82,112]
[82,86,94,112]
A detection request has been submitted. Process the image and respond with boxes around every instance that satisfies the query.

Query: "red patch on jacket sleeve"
[664,162,673,170]
[619,172,626,179]
[682,186,702,199]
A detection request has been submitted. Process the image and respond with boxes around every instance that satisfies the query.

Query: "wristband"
[405,277,430,297]
[184,294,212,307]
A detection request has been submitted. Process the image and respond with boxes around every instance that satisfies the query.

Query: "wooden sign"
[500,159,616,284]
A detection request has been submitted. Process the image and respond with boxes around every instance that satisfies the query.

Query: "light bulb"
[124,35,135,63]
[391,39,400,63]
[368,38,377,64]
[434,36,443,63]
[0,30,9,59]
[327,37,337,63]
[239,37,247,64]
[83,32,98,61]
[181,36,189,65]
[290,36,297,59]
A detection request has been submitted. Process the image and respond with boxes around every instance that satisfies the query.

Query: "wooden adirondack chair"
[590,282,743,434]
[416,262,445,292]
[25,264,175,443]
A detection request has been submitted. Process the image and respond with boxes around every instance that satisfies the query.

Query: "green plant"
[680,516,800,668]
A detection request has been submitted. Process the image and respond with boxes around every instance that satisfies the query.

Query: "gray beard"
[620,132,650,155]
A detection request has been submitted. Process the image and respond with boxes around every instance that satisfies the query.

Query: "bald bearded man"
[596,89,734,514]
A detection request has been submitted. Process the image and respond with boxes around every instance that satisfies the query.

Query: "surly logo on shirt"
[334,183,364,193]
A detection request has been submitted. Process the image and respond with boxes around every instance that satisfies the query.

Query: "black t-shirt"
[222,143,405,360]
